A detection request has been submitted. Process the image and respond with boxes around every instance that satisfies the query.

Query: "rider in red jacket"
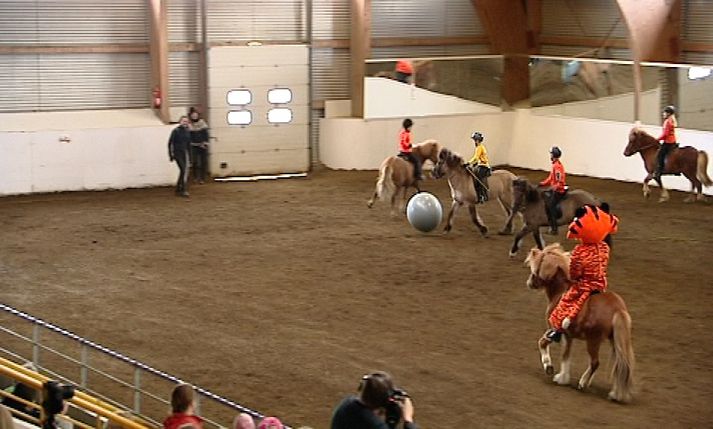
[654,105,678,180]
[540,147,567,235]
[398,118,423,181]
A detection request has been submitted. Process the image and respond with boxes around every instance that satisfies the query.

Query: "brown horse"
[508,178,598,257]
[431,147,519,236]
[367,140,442,216]
[525,243,635,403]
[624,128,713,202]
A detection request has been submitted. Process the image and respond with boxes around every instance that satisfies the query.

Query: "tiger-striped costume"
[548,241,610,330]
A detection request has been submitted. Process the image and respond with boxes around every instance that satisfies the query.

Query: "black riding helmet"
[402,118,413,129]
[550,146,562,159]
[471,132,484,142]
[663,105,676,115]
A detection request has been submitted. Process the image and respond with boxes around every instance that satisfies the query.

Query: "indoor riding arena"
[1,2,712,429]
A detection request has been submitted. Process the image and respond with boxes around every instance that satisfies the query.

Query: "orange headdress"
[567,204,619,244]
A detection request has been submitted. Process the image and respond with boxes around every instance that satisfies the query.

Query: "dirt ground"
[1,168,712,428]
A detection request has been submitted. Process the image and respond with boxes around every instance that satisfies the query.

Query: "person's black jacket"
[331,396,418,429]
[168,125,191,159]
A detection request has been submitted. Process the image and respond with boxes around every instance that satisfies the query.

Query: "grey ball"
[406,192,443,233]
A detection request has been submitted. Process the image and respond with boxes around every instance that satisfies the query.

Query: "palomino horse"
[367,139,442,215]
[431,148,518,236]
[624,127,713,202]
[508,178,598,257]
[525,244,635,403]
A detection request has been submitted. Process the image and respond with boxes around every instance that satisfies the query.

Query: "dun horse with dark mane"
[624,128,712,202]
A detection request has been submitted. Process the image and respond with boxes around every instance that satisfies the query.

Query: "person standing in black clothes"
[168,116,192,197]
[331,371,418,429]
[188,107,210,184]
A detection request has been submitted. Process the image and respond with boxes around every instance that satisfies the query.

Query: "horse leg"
[654,176,669,202]
[468,204,488,236]
[498,198,515,235]
[398,186,409,214]
[578,336,602,391]
[509,225,530,257]
[533,227,545,250]
[642,173,653,199]
[553,336,572,385]
[367,187,379,208]
[389,186,400,217]
[443,200,461,234]
[538,336,554,376]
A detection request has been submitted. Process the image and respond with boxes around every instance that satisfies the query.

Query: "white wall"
[679,72,713,131]
[320,109,713,195]
[364,77,501,119]
[319,113,512,170]
[0,109,175,196]
[531,88,661,125]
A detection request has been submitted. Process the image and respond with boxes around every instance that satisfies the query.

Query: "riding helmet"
[567,204,619,244]
[402,118,413,129]
[471,132,484,142]
[550,146,562,158]
[663,105,676,115]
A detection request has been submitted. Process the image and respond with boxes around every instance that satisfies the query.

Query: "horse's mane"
[514,177,540,203]
[438,147,464,166]
[630,127,657,143]
[413,139,442,159]
[525,243,571,281]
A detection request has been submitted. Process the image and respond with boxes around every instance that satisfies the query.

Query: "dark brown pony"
[367,140,442,216]
[507,178,598,257]
[624,128,713,202]
[526,244,635,403]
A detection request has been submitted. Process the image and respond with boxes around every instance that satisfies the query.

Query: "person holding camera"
[330,371,417,429]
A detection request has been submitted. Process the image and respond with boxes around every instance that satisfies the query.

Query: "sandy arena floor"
[1,168,712,428]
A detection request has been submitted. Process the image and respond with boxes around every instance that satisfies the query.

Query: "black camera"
[384,388,409,429]
[42,380,75,429]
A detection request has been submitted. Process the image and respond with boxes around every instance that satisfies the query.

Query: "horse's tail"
[696,151,713,187]
[376,161,395,202]
[611,310,635,403]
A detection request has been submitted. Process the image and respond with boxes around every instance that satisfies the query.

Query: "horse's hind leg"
[468,204,488,236]
[497,198,515,235]
[578,336,602,390]
[554,336,572,385]
[367,186,379,208]
[538,336,554,376]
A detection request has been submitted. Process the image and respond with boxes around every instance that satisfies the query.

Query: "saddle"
[543,188,568,219]
[660,144,682,176]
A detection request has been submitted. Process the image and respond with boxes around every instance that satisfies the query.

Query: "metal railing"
[0,303,289,429]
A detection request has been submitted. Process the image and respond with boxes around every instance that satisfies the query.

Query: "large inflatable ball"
[406,192,443,233]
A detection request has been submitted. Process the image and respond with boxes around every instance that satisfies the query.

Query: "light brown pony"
[367,139,442,215]
[431,147,518,235]
[525,243,635,403]
[508,177,598,257]
[624,127,713,202]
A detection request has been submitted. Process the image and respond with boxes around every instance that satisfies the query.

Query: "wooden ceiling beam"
[471,0,530,104]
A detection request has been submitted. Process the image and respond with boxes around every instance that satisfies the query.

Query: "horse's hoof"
[577,382,586,391]
[498,229,513,236]
[658,197,669,203]
[479,227,489,237]
[367,201,374,208]
[553,373,569,385]
[508,251,517,258]
[545,365,554,376]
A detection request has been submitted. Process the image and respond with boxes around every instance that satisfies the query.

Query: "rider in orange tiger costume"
[545,204,619,343]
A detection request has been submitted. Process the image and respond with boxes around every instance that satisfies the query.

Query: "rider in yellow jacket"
[466,132,491,203]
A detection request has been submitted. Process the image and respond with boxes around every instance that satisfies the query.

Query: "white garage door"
[208,45,309,176]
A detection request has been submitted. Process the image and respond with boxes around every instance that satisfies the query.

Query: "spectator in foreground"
[163,384,203,429]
